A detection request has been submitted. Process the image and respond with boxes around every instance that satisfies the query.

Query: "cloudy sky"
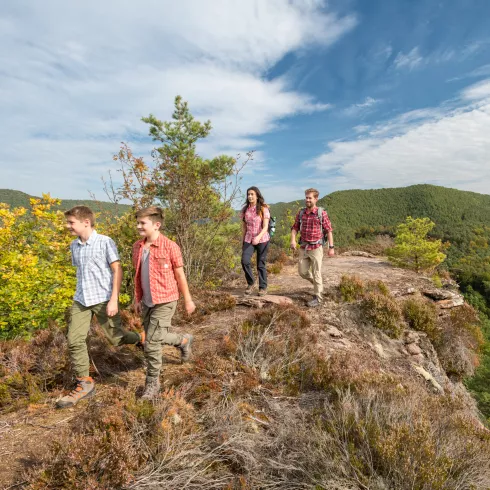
[1,0,490,203]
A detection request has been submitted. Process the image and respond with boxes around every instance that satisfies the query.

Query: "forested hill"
[270,184,490,250]
[0,189,131,215]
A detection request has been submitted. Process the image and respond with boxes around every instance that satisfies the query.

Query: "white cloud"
[394,47,424,70]
[0,0,355,198]
[305,78,490,194]
[343,97,380,116]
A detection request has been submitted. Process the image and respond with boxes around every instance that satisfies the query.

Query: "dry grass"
[402,297,440,342]
[9,302,490,489]
[436,304,484,379]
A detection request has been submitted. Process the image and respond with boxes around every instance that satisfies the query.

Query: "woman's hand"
[252,236,260,245]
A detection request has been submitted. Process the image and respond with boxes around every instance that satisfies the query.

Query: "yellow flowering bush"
[0,195,76,339]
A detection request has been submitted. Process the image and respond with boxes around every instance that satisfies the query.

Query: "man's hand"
[290,240,297,251]
[107,298,119,317]
[327,248,335,257]
[133,301,142,316]
[185,299,196,315]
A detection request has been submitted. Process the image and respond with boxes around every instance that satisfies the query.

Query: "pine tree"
[387,217,446,272]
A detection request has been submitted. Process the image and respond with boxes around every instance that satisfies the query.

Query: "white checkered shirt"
[71,230,120,307]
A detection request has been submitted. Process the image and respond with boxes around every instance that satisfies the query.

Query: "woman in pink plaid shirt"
[240,186,270,296]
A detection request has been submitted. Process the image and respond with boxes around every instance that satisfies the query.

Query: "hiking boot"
[244,284,255,295]
[307,297,321,308]
[136,330,146,351]
[56,377,95,409]
[258,288,267,297]
[141,376,160,400]
[178,333,194,363]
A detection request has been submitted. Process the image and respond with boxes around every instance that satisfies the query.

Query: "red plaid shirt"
[133,233,183,304]
[292,207,333,250]
[241,205,270,244]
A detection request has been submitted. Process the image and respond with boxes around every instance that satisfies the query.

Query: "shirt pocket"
[153,251,173,275]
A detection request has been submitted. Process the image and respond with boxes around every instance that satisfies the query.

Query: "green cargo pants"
[141,301,182,378]
[67,301,141,377]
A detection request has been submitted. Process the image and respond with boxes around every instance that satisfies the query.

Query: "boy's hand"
[133,301,142,316]
[107,299,118,317]
[185,299,196,315]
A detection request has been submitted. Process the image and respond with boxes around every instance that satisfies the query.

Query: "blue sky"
[1,0,490,204]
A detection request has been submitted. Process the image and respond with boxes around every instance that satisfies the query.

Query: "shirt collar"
[144,233,165,248]
[77,229,97,245]
[305,206,318,214]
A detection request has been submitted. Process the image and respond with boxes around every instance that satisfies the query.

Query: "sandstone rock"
[437,297,464,309]
[404,331,420,344]
[341,251,376,258]
[234,294,293,308]
[407,343,422,355]
[326,326,343,338]
[422,289,455,300]
[412,365,444,393]
[373,342,388,359]
[411,353,425,363]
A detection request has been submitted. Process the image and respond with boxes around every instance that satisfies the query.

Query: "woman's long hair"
[242,186,267,218]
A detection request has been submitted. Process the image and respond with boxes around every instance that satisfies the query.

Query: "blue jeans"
[241,241,269,290]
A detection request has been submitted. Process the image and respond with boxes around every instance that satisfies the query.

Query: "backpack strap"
[299,207,327,247]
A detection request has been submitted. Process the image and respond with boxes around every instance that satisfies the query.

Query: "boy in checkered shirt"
[57,206,144,408]
[132,206,196,400]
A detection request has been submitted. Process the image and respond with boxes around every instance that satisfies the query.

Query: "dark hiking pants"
[241,241,269,290]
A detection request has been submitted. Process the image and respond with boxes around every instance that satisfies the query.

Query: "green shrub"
[339,275,364,302]
[402,298,440,342]
[361,292,404,338]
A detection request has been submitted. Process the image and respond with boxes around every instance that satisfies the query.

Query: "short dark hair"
[135,206,164,225]
[64,206,95,226]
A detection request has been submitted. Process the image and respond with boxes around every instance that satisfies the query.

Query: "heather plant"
[339,274,365,302]
[402,297,440,342]
[436,304,484,379]
[361,291,404,338]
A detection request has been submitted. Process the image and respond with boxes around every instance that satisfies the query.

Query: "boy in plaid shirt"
[291,188,334,308]
[132,206,196,400]
[57,206,143,408]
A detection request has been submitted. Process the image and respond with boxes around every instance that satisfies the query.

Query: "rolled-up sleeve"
[291,211,301,231]
[322,210,333,232]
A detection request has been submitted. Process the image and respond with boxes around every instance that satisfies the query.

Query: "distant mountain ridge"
[3,185,490,251]
[269,184,490,249]
[0,189,131,215]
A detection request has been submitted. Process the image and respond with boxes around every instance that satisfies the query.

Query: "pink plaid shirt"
[241,205,270,244]
[133,233,183,304]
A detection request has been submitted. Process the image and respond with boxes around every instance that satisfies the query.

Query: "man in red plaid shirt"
[291,188,334,307]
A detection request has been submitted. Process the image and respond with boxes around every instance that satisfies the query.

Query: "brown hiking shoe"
[244,284,255,295]
[258,288,267,297]
[56,377,95,409]
[178,334,194,363]
[141,376,160,400]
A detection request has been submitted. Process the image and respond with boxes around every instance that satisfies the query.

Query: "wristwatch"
[328,245,335,249]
